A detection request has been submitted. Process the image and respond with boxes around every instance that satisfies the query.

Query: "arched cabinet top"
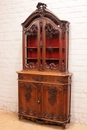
[21,2,69,29]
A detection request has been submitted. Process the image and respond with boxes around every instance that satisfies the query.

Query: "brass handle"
[38,98,41,104]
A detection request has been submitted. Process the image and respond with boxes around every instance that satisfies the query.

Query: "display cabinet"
[17,3,72,128]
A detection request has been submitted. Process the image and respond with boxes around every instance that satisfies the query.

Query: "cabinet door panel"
[44,19,61,71]
[42,84,63,121]
[18,81,41,117]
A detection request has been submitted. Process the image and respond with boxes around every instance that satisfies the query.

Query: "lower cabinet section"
[18,73,72,128]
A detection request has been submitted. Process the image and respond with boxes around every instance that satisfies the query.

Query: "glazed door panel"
[18,81,41,118]
[24,20,40,70]
[43,19,62,71]
[42,84,63,121]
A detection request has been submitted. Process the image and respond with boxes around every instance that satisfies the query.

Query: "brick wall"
[0,0,87,124]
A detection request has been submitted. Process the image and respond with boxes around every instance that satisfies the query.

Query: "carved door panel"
[42,84,63,121]
[18,81,42,118]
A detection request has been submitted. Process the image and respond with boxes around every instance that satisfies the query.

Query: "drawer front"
[18,74,71,84]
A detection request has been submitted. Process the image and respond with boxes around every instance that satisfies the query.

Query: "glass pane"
[25,24,38,69]
[45,23,60,70]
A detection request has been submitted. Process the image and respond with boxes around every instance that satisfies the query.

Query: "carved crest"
[36,2,47,16]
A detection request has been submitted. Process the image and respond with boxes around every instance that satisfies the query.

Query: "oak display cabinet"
[17,3,72,128]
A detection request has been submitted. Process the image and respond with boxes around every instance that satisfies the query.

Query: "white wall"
[0,0,87,125]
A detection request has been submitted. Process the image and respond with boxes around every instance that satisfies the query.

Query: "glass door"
[24,21,39,70]
[44,19,61,71]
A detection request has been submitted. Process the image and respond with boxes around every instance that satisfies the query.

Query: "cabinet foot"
[19,115,22,120]
[62,123,66,129]
[68,119,70,123]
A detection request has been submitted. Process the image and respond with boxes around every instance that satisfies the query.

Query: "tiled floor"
[0,110,87,130]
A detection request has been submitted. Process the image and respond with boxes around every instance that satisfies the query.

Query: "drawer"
[18,74,71,84]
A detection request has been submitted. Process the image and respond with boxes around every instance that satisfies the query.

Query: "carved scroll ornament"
[45,63,59,70]
[23,83,36,102]
[61,22,69,37]
[43,85,62,105]
[25,24,38,36]
[33,75,47,82]
[45,23,59,38]
[18,74,23,80]
[43,112,64,121]
[25,62,38,69]
[24,83,32,102]
[48,87,57,105]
